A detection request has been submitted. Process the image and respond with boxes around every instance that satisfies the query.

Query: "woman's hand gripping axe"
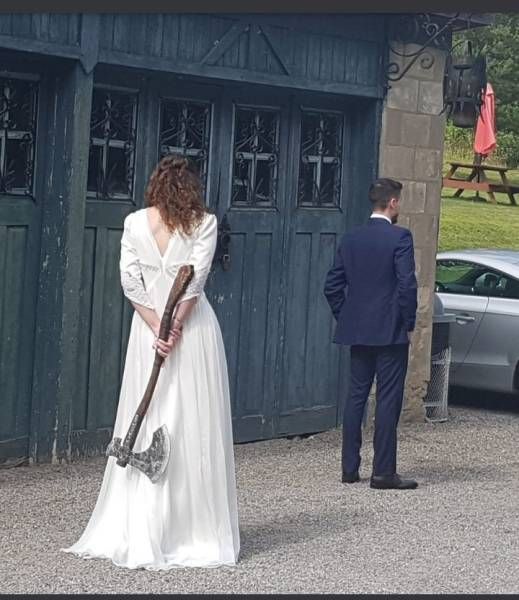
[106,264,194,483]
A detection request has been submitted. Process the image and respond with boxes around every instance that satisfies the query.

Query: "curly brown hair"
[145,154,207,236]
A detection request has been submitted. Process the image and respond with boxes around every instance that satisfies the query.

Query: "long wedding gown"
[62,209,240,569]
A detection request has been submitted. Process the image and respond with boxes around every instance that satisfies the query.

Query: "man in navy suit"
[324,178,418,490]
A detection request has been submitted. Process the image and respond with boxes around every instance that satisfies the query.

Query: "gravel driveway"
[1,406,518,594]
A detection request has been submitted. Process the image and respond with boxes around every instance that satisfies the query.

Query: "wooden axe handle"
[121,264,194,454]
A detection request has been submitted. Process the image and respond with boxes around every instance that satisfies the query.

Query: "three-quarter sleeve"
[182,213,218,301]
[120,212,155,310]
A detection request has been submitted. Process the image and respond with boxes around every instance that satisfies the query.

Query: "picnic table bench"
[442,161,518,205]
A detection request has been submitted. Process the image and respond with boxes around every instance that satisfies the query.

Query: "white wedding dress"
[62,208,240,569]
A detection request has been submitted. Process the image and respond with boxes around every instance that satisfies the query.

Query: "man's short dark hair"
[369,178,403,209]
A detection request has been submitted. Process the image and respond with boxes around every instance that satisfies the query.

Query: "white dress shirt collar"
[370,213,392,224]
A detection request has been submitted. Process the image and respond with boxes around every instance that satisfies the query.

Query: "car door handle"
[455,313,476,324]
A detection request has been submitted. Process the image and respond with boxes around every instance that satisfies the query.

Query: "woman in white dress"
[62,154,240,569]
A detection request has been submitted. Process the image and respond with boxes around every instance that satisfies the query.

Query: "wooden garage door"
[72,70,374,451]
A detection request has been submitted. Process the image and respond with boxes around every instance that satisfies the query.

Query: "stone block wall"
[376,43,448,422]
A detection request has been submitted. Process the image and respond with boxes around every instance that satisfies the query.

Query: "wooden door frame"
[29,56,94,463]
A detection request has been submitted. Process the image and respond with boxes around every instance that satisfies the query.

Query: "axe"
[106,264,195,483]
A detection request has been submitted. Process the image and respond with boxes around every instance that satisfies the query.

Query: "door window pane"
[87,87,137,200]
[159,98,212,197]
[0,77,38,196]
[298,109,343,207]
[231,105,280,208]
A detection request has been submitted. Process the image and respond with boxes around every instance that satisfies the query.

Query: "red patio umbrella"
[474,83,497,159]
[472,83,496,200]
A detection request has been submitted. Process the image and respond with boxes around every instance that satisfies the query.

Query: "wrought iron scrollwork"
[386,13,487,128]
[0,77,38,196]
[386,13,460,83]
[87,87,137,200]
[298,110,343,208]
[232,106,279,207]
[159,99,212,195]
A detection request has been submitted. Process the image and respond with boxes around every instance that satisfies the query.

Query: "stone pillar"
[377,43,447,422]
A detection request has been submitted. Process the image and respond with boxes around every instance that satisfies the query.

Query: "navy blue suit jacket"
[324,218,418,346]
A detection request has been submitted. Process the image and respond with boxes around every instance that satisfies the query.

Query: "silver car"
[435,249,519,395]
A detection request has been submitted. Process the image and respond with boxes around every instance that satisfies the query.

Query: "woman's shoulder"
[203,210,217,226]
[123,208,147,230]
[194,211,217,236]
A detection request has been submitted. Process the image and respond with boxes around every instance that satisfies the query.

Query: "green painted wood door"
[206,85,290,441]
[72,74,153,456]
[209,86,362,442]
[0,72,44,464]
[276,91,354,437]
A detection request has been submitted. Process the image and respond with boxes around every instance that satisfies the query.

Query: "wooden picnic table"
[442,161,518,206]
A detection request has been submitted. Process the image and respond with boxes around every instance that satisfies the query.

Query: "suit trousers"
[342,343,409,477]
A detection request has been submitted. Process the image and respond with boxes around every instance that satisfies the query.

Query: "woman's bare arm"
[173,297,197,328]
[132,302,160,334]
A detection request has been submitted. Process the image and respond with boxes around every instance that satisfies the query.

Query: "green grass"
[438,165,519,253]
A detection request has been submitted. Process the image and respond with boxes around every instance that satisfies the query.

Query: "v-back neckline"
[144,208,174,261]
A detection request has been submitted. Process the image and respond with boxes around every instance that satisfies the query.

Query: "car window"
[436,260,493,295]
[490,274,519,300]
[436,259,519,299]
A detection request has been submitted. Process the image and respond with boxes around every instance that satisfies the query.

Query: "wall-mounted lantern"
[442,42,487,128]
[386,13,488,129]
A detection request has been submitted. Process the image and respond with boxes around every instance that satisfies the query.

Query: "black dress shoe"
[370,474,418,490]
[342,471,360,483]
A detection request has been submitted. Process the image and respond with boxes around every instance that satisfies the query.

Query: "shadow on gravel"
[238,507,364,561]
[412,462,512,486]
[449,386,519,414]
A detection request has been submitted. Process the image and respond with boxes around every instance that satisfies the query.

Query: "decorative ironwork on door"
[232,105,279,207]
[159,99,212,194]
[298,109,343,208]
[0,77,38,196]
[87,87,138,200]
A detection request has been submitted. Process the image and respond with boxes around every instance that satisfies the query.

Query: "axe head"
[106,425,171,484]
